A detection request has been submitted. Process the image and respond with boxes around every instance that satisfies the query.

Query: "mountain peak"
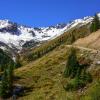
[0,19,12,28]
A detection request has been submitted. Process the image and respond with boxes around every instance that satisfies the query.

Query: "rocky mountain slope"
[0,16,93,52]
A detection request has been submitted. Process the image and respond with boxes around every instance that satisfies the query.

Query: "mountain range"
[0,12,100,100]
[0,16,95,51]
[0,13,100,61]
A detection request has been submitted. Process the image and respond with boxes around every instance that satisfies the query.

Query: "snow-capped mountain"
[0,14,97,52]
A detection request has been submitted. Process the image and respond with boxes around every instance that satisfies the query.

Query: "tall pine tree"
[91,13,100,32]
[0,69,8,98]
[7,63,14,95]
[64,47,79,78]
[0,62,14,98]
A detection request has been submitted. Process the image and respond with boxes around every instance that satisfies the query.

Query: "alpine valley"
[0,13,100,100]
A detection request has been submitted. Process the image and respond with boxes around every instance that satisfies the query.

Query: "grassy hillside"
[15,44,70,100]
[74,29,100,50]
[15,41,100,100]
[20,23,91,65]
[14,23,100,100]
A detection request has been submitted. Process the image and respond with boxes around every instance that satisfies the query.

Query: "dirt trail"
[74,30,100,50]
[66,45,98,52]
[16,44,100,73]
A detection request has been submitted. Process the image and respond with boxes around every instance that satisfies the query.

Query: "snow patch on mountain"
[97,13,100,20]
[0,20,10,28]
[0,16,94,51]
[0,46,6,51]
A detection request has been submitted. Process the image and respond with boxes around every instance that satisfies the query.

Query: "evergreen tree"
[64,47,79,78]
[70,33,75,44]
[64,49,93,91]
[0,69,8,98]
[15,55,22,68]
[0,63,14,98]
[91,13,100,32]
[7,63,14,95]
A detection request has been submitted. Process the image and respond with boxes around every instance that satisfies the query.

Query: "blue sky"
[0,0,100,27]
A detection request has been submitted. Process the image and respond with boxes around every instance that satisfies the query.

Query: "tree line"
[0,49,15,99]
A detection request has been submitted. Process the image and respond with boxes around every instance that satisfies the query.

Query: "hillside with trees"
[0,49,15,99]
[0,13,100,100]
[15,21,100,99]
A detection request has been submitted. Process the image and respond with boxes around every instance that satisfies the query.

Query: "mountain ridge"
[0,15,94,51]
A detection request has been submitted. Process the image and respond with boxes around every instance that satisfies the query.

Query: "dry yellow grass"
[15,45,76,100]
[74,30,100,50]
